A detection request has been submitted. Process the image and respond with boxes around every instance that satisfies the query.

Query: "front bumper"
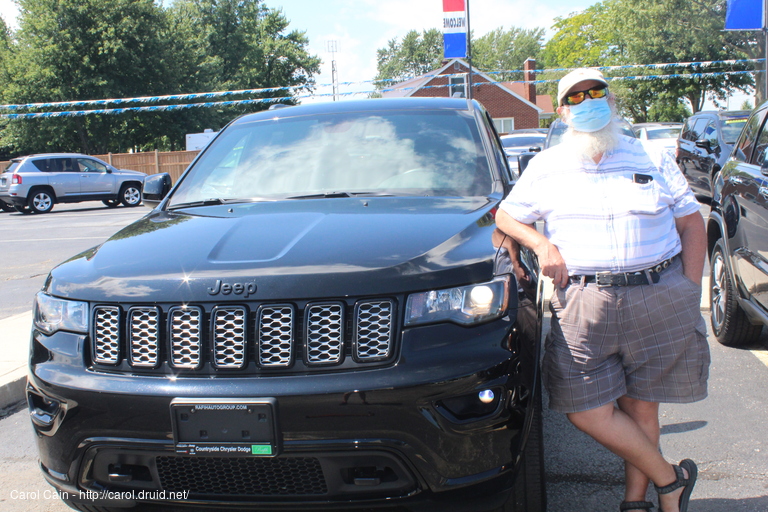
[29,310,540,510]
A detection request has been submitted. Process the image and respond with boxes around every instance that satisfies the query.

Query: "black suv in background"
[28,98,545,512]
[677,110,750,199]
[707,101,768,347]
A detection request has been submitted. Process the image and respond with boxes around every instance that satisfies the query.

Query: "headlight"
[405,276,510,327]
[33,292,89,335]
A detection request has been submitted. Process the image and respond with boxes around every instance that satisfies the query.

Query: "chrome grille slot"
[355,300,394,362]
[305,303,343,365]
[212,306,247,369]
[129,307,159,367]
[258,305,294,367]
[93,306,121,364]
[170,307,202,369]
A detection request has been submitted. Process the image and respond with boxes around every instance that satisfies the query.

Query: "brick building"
[381,58,554,134]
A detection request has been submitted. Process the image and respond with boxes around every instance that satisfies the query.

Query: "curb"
[0,369,26,410]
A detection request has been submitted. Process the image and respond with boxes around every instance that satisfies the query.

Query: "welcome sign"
[443,0,467,58]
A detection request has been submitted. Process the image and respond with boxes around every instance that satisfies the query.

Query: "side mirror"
[761,153,768,176]
[517,152,537,174]
[143,173,172,209]
[695,139,712,152]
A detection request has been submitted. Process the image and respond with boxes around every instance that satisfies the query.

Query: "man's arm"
[675,211,707,285]
[496,209,570,288]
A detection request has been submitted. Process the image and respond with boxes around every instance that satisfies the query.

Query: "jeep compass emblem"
[207,280,257,298]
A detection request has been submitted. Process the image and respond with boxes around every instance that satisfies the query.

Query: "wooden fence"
[1,150,200,183]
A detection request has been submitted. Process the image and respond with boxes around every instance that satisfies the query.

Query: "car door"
[35,158,80,198]
[77,157,115,195]
[727,108,768,311]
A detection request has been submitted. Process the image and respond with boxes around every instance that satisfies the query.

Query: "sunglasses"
[562,85,608,106]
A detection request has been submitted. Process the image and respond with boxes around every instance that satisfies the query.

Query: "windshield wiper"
[287,192,353,199]
[167,198,224,210]
[287,191,397,200]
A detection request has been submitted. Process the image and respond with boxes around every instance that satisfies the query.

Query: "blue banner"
[443,33,467,59]
[725,0,764,30]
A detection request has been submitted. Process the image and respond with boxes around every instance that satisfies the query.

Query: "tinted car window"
[691,118,709,141]
[4,161,21,173]
[170,110,494,206]
[32,158,75,173]
[704,121,719,150]
[733,112,764,163]
[750,121,768,166]
[681,118,696,140]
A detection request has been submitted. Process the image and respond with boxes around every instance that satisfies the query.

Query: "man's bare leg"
[567,402,686,512]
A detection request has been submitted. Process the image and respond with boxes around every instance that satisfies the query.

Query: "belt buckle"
[595,271,614,287]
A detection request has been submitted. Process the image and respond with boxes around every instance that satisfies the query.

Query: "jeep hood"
[46,197,504,302]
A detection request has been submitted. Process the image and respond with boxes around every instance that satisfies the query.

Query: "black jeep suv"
[707,101,768,347]
[28,98,545,511]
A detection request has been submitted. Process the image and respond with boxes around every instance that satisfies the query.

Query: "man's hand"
[535,240,570,288]
[496,209,570,288]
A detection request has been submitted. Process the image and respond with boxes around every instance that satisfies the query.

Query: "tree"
[1,0,180,154]
[543,0,757,121]
[472,27,545,81]
[0,0,321,156]
[374,29,444,88]
[607,0,754,116]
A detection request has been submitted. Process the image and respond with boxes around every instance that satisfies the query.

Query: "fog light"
[478,389,495,404]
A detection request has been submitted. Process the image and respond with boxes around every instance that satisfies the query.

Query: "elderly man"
[495,68,709,512]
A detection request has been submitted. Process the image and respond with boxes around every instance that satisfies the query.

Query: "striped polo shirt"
[499,135,701,275]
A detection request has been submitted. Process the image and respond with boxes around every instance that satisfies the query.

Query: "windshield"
[720,116,749,144]
[168,109,494,208]
[646,127,681,140]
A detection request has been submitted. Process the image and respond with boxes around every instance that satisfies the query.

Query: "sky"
[0,0,753,108]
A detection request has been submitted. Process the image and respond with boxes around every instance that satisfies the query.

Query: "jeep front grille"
[212,306,247,369]
[91,299,396,373]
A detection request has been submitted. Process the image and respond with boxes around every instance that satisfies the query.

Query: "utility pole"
[466,0,472,101]
[327,40,339,102]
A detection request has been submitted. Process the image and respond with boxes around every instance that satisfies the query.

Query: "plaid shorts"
[543,257,710,413]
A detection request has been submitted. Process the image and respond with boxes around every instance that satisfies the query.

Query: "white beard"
[562,115,622,161]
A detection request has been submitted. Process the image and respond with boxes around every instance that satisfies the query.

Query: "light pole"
[326,40,339,102]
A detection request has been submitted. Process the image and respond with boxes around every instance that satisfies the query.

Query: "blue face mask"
[567,97,612,133]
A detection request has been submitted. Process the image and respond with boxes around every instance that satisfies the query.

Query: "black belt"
[572,255,679,287]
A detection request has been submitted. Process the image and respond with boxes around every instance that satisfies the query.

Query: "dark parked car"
[676,110,750,199]
[707,101,768,347]
[28,98,545,512]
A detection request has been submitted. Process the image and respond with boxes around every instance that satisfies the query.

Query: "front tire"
[120,184,142,207]
[496,380,546,512]
[28,189,55,213]
[710,239,762,347]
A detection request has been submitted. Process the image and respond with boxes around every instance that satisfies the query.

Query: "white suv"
[0,153,146,214]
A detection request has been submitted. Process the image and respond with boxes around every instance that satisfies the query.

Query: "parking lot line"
[751,349,768,369]
[3,236,107,243]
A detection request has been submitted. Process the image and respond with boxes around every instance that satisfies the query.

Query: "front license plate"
[171,398,278,457]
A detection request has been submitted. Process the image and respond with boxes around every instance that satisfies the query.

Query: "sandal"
[654,458,698,512]
[620,501,654,511]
